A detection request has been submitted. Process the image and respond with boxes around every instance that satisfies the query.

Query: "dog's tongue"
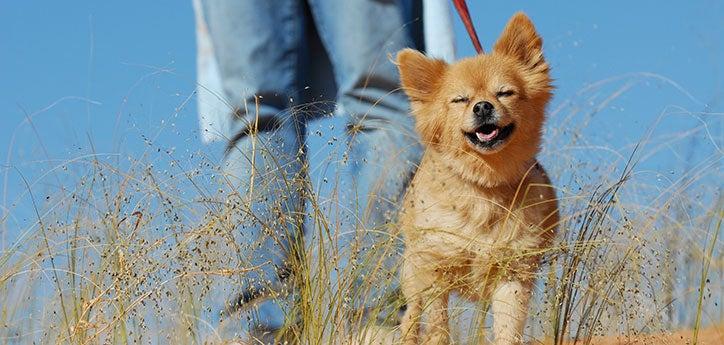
[476,128,499,142]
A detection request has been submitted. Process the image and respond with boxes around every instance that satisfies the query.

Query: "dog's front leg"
[490,280,530,345]
[400,257,424,345]
[420,290,450,345]
[400,295,422,345]
[400,253,452,345]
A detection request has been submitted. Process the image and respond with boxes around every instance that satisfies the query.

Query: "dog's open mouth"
[464,123,515,150]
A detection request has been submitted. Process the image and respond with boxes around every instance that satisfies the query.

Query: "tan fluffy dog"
[395,13,559,345]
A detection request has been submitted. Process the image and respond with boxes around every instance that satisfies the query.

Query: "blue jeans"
[196,0,423,341]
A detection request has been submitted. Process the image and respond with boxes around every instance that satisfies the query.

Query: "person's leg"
[197,1,306,342]
[304,0,423,334]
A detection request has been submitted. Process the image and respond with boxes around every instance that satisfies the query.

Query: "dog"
[395,12,559,344]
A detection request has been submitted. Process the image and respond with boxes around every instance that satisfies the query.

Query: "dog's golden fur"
[396,13,559,344]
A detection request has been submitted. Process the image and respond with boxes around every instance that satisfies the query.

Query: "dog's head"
[397,12,552,185]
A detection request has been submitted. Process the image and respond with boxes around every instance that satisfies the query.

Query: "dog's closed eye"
[451,95,470,103]
[496,90,516,98]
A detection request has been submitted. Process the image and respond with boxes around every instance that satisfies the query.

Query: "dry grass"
[0,72,721,344]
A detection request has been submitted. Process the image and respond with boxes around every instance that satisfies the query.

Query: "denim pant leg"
[305,0,423,330]
[199,0,305,340]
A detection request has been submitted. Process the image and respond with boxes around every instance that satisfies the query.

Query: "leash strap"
[451,0,484,54]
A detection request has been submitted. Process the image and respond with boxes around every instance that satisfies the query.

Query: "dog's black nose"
[473,101,494,118]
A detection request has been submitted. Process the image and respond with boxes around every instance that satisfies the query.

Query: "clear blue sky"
[1,1,722,239]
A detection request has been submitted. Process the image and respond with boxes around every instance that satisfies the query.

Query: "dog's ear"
[396,48,447,103]
[493,12,545,70]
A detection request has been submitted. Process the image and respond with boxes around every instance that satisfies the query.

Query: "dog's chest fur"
[399,152,557,297]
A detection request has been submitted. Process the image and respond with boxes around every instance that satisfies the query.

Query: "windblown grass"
[0,72,721,344]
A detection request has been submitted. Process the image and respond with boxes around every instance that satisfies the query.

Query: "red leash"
[451,0,484,54]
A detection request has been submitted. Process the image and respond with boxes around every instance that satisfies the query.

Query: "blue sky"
[1,1,722,240]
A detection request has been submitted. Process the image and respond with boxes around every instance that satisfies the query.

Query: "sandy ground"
[550,324,724,345]
[343,323,723,345]
[219,323,722,344]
